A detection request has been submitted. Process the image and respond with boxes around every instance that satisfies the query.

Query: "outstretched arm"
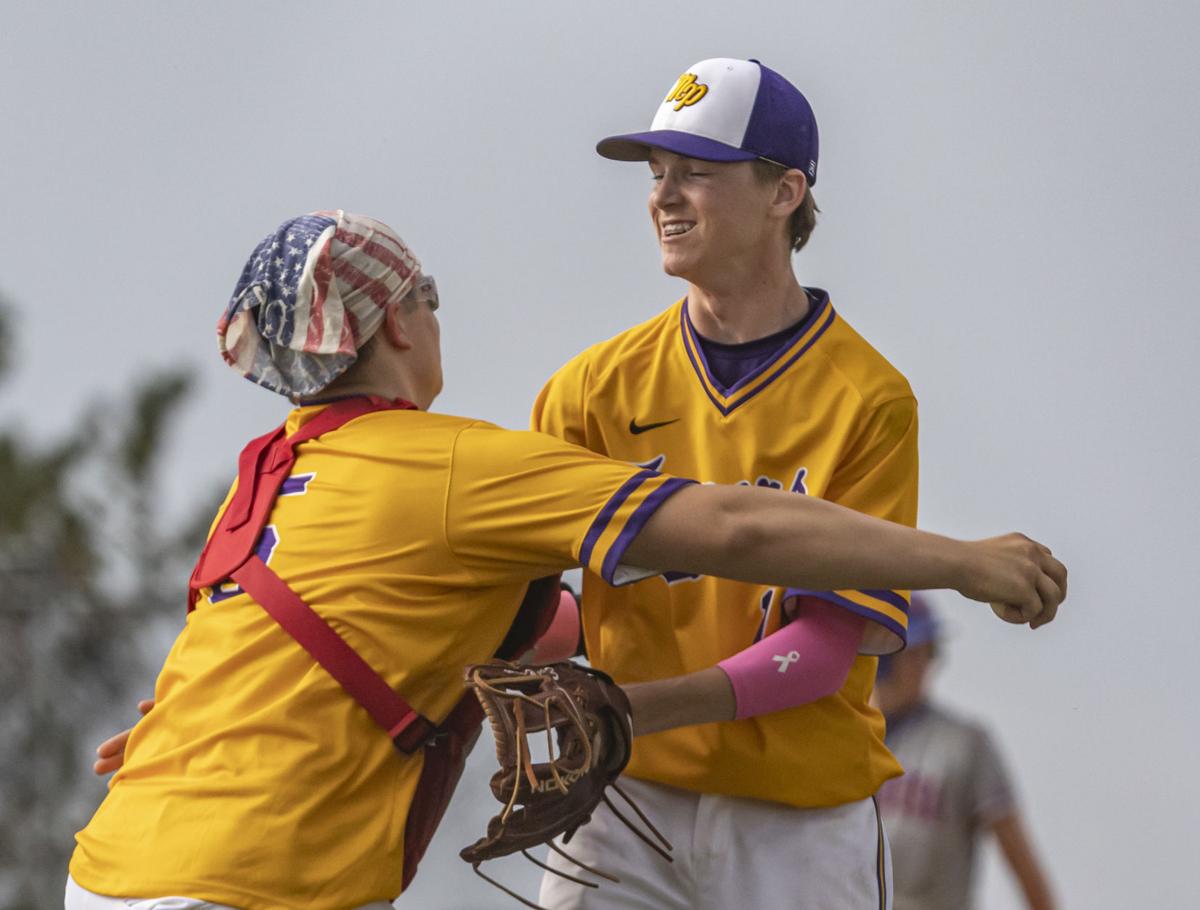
[617,482,1067,736]
[622,483,1066,628]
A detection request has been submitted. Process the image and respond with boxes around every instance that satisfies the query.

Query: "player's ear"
[770,170,807,218]
[380,301,415,352]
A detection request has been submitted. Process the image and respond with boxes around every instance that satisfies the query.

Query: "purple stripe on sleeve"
[857,588,911,612]
[600,477,697,584]
[784,588,909,646]
[580,469,656,569]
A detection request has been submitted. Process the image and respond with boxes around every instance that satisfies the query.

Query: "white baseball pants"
[538,776,892,910]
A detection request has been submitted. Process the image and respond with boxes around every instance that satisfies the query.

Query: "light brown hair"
[751,159,819,252]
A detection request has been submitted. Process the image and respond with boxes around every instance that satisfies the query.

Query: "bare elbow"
[705,486,772,569]
[708,486,754,554]
[682,485,790,585]
[633,485,754,577]
[627,485,780,584]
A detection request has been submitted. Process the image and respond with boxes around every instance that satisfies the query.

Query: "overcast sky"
[3,2,1198,907]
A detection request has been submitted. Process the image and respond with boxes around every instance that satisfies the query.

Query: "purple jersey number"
[208,525,281,604]
[208,471,314,604]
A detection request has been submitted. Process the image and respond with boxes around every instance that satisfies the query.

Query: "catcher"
[69,211,1066,910]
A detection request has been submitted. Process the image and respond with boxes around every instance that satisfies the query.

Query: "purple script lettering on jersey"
[208,524,280,604]
[636,454,667,473]
[650,461,809,586]
[739,476,784,490]
[790,467,807,494]
[753,590,776,643]
[735,467,809,494]
[208,469,313,603]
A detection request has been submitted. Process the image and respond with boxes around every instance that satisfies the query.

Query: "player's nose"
[650,172,682,208]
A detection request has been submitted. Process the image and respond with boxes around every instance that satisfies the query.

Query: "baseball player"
[70,210,1063,910]
[875,598,1058,910]
[531,58,1050,909]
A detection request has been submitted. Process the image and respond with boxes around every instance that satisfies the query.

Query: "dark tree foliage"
[0,303,218,908]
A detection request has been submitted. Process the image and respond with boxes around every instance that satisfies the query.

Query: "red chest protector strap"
[186,395,435,753]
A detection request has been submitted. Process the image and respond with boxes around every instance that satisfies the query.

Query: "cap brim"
[596,130,759,164]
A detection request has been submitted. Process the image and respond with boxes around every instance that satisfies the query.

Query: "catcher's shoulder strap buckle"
[392,713,438,754]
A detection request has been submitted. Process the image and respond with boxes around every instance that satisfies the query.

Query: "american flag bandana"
[218,210,421,398]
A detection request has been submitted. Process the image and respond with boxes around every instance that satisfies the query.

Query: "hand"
[93,698,155,775]
[957,534,1067,629]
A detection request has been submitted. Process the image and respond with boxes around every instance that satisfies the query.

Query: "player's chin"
[659,249,697,280]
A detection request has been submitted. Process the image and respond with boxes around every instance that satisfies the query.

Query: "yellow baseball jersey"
[70,405,691,910]
[532,293,918,808]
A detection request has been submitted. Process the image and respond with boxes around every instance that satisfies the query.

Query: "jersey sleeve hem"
[580,474,695,585]
[783,587,908,655]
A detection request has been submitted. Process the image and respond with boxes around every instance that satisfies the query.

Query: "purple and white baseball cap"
[597,58,819,185]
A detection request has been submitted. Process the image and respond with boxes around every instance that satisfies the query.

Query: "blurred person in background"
[874,596,1058,910]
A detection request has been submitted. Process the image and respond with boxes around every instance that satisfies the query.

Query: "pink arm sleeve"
[717,597,864,720]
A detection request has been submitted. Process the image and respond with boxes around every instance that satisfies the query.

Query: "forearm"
[993,813,1058,910]
[718,599,862,718]
[626,602,862,734]
[624,667,735,736]
[630,484,969,594]
[731,490,974,592]
[1020,877,1057,910]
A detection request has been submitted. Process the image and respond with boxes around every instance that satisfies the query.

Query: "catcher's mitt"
[460,660,671,908]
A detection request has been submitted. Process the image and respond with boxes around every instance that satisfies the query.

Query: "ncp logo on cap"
[597,57,819,184]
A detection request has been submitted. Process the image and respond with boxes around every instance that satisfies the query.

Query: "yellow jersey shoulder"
[533,302,681,440]
[816,311,915,410]
[551,302,681,390]
[298,406,496,453]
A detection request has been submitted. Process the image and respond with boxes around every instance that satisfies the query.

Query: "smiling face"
[647,150,781,287]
